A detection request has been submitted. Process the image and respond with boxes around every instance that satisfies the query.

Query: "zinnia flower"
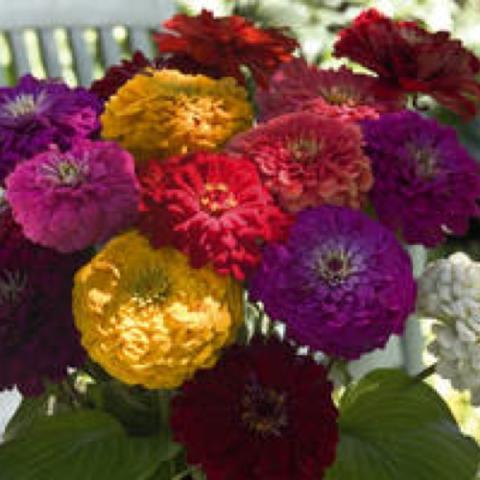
[0,75,101,183]
[73,230,243,389]
[139,152,290,280]
[417,252,480,406]
[334,8,480,117]
[90,50,223,102]
[153,9,298,88]
[171,338,339,480]
[256,59,404,122]
[362,111,480,247]
[249,206,416,360]
[101,69,253,162]
[6,139,139,253]
[0,210,88,395]
[228,112,373,213]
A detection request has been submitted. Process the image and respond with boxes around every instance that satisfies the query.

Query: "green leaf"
[0,410,181,480]
[326,369,480,480]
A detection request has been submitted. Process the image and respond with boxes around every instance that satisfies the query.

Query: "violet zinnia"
[0,210,88,395]
[249,206,416,360]
[6,139,139,253]
[0,75,101,184]
[362,111,480,247]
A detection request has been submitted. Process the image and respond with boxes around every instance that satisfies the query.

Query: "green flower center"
[0,270,27,307]
[409,145,438,179]
[131,266,171,306]
[41,156,89,187]
[321,86,358,106]
[288,137,322,163]
[241,382,288,437]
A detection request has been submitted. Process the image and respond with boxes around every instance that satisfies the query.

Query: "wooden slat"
[69,27,94,86]
[9,31,30,78]
[129,27,154,58]
[99,27,122,68]
[39,28,62,79]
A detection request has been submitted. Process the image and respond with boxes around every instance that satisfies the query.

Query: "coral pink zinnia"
[153,9,298,88]
[6,139,139,253]
[256,59,404,122]
[139,152,290,280]
[228,112,373,213]
[334,8,480,117]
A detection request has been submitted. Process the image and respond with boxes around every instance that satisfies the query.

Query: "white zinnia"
[418,252,480,406]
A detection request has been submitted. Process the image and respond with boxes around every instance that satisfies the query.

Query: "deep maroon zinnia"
[249,206,416,360]
[256,59,404,122]
[90,50,223,102]
[0,75,102,183]
[362,111,480,247]
[139,152,290,280]
[334,8,480,117]
[0,210,89,395]
[171,338,339,480]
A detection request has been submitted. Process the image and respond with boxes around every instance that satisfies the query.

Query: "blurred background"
[0,0,479,444]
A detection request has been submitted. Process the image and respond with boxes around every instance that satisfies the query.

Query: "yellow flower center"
[316,249,354,285]
[130,266,171,306]
[288,137,322,163]
[321,86,358,106]
[200,182,238,215]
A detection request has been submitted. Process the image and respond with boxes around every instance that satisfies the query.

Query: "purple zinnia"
[362,111,480,247]
[0,75,102,184]
[6,139,140,253]
[0,210,89,395]
[249,206,416,360]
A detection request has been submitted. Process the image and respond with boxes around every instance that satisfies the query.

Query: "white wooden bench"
[0,0,175,86]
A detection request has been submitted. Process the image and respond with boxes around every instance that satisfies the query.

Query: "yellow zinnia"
[100,69,254,162]
[73,231,243,389]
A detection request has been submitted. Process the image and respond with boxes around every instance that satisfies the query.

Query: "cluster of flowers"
[1,7,480,478]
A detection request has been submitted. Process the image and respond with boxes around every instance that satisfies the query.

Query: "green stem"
[413,363,437,383]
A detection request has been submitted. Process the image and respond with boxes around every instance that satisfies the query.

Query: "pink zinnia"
[228,112,373,213]
[6,139,139,253]
[256,59,404,123]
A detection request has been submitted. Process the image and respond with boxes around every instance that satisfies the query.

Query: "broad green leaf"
[0,410,180,480]
[326,369,480,480]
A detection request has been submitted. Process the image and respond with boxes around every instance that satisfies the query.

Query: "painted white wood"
[69,27,94,86]
[9,31,31,77]
[0,0,175,29]
[99,27,122,67]
[0,389,21,442]
[130,27,155,58]
[39,28,62,79]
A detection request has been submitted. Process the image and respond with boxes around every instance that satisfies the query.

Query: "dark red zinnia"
[90,50,222,101]
[153,9,298,88]
[171,338,339,480]
[334,8,480,117]
[256,58,404,122]
[138,152,290,280]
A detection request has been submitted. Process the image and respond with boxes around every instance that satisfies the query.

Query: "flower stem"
[413,363,437,383]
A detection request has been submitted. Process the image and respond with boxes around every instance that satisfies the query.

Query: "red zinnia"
[228,112,373,213]
[90,50,222,101]
[171,338,339,480]
[256,59,404,122]
[138,152,290,280]
[153,9,298,88]
[334,8,480,117]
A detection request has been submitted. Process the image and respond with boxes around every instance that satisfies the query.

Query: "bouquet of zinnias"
[0,8,479,480]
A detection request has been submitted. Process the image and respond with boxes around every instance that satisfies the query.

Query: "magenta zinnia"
[172,338,339,480]
[228,112,373,213]
[139,152,290,280]
[0,210,88,395]
[6,139,139,253]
